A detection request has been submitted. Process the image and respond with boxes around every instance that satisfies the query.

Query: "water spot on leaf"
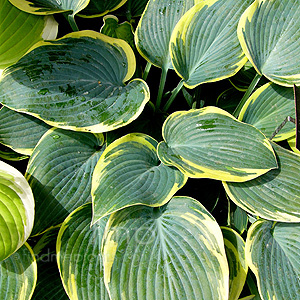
[38,88,50,95]
[52,134,60,140]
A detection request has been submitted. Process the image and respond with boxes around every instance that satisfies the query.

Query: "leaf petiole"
[162,80,184,112]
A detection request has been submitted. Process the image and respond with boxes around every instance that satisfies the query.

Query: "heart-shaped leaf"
[8,0,89,16]
[25,128,105,235]
[222,227,248,300]
[0,30,150,133]
[135,0,196,69]
[0,243,37,300]
[0,0,45,69]
[0,160,34,261]
[102,196,229,300]
[223,142,300,222]
[78,0,126,18]
[238,0,300,86]
[239,83,296,141]
[157,106,278,182]
[170,0,252,88]
[57,203,110,300]
[92,133,187,223]
[0,106,51,156]
[246,220,300,300]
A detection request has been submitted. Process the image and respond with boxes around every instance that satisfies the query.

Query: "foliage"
[0,0,299,299]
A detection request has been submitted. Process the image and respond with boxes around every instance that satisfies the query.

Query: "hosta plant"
[0,0,299,299]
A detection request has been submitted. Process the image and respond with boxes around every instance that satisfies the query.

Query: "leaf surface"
[170,0,252,88]
[92,133,187,223]
[0,0,45,69]
[0,161,34,261]
[103,196,229,300]
[0,31,150,133]
[223,142,300,222]
[246,220,300,300]
[78,0,126,17]
[157,106,278,181]
[8,0,88,15]
[135,0,196,69]
[25,128,105,235]
[238,0,300,86]
[57,203,110,300]
[239,83,296,141]
[0,243,37,300]
[0,106,51,155]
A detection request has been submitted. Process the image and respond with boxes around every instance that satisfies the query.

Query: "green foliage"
[0,0,299,299]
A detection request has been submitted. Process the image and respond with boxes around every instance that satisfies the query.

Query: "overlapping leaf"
[223,142,300,222]
[170,0,251,88]
[0,0,45,69]
[238,0,300,86]
[103,196,229,300]
[0,106,51,155]
[78,0,126,18]
[157,106,278,182]
[92,133,187,223]
[57,203,110,300]
[0,243,37,300]
[25,128,105,235]
[0,31,150,133]
[222,227,248,300]
[135,0,196,69]
[239,83,296,141]
[288,135,300,154]
[8,0,89,16]
[246,220,300,300]
[0,160,34,261]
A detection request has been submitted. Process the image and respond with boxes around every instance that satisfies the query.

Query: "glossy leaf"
[0,106,51,155]
[239,83,296,141]
[0,0,45,69]
[246,220,300,300]
[135,0,196,69]
[238,0,300,86]
[0,30,150,133]
[103,196,229,300]
[57,203,110,300]
[78,0,126,18]
[8,0,89,16]
[116,0,149,18]
[0,243,37,300]
[0,160,34,261]
[170,0,251,88]
[157,106,278,182]
[223,142,300,222]
[222,227,248,300]
[25,128,105,235]
[92,133,187,223]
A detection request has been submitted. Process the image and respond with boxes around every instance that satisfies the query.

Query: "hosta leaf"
[239,83,296,141]
[103,196,229,300]
[8,0,89,15]
[157,106,277,182]
[170,0,251,88]
[78,0,126,18]
[0,0,45,69]
[246,220,300,300]
[100,15,134,49]
[117,0,149,18]
[288,135,300,155]
[25,128,105,236]
[238,0,300,86]
[0,160,34,261]
[0,243,37,300]
[92,133,187,223]
[0,30,150,133]
[0,144,28,161]
[135,0,196,69]
[223,142,300,222]
[222,227,248,300]
[57,203,110,300]
[0,106,51,156]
